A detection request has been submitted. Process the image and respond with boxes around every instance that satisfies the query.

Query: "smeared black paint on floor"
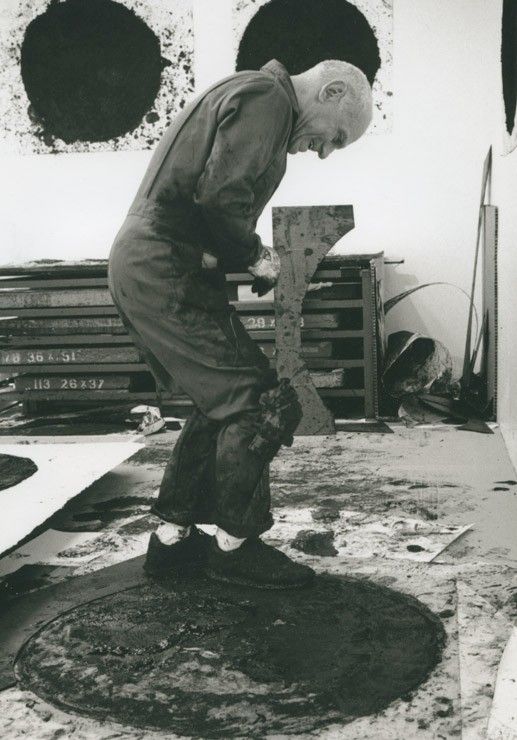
[17,572,444,737]
[502,0,517,135]
[0,453,38,491]
[0,556,145,691]
[0,564,72,605]
[291,529,338,556]
[21,0,165,143]
[335,421,394,433]
[50,494,151,532]
[312,500,342,522]
[236,0,381,85]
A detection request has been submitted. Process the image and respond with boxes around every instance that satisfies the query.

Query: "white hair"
[312,59,373,136]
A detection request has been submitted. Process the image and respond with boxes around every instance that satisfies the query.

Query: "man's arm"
[194,80,292,271]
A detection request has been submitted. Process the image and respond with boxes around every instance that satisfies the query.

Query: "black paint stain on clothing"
[20,0,165,143]
[236,0,381,86]
[0,453,38,491]
[502,0,517,135]
[16,573,444,736]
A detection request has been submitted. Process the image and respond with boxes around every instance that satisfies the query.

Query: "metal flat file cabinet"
[0,254,385,420]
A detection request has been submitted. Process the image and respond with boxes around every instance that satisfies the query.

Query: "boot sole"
[206,568,314,590]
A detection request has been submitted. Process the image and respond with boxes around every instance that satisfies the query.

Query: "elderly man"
[108,59,372,589]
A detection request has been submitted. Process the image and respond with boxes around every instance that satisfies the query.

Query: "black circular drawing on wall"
[236,0,381,85]
[20,0,166,143]
[502,0,517,136]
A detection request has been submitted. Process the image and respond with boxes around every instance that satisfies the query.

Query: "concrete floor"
[1,423,516,738]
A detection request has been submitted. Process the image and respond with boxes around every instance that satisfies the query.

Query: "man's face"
[288,91,371,159]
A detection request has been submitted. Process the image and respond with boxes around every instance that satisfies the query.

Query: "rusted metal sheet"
[273,206,354,435]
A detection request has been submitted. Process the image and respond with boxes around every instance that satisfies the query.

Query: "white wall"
[0,0,515,432]
[494,148,517,470]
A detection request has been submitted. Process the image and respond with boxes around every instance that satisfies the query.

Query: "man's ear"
[319,79,347,103]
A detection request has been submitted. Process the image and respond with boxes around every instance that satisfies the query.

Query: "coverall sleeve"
[193,81,292,271]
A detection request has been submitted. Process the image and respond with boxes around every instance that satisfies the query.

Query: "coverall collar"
[260,59,300,118]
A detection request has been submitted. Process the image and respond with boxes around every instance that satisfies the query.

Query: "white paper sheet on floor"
[0,442,143,556]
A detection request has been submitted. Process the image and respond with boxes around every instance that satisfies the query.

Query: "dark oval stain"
[20,0,163,143]
[16,573,444,736]
[236,0,381,86]
[407,544,425,553]
[438,608,455,619]
[0,453,38,492]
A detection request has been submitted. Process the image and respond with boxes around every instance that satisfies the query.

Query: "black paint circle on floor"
[16,573,444,736]
[236,0,381,85]
[20,0,164,143]
[0,453,38,492]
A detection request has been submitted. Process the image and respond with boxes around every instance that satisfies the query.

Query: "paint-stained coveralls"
[108,61,300,538]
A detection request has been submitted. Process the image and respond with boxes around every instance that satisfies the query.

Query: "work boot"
[206,538,315,589]
[144,526,209,575]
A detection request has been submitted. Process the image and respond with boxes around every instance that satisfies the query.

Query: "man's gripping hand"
[249,245,281,297]
[202,252,218,269]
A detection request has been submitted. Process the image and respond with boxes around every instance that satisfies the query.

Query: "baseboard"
[500,422,517,474]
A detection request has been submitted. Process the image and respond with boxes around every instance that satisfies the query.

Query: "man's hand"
[249,245,280,296]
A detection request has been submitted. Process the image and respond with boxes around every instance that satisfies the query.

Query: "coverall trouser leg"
[108,240,278,538]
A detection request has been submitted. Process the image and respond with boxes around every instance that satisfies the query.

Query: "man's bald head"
[309,60,373,139]
[289,60,373,158]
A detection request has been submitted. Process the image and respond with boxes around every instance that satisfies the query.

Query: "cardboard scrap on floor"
[487,626,517,739]
[268,507,472,562]
[0,442,143,556]
[457,579,517,740]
